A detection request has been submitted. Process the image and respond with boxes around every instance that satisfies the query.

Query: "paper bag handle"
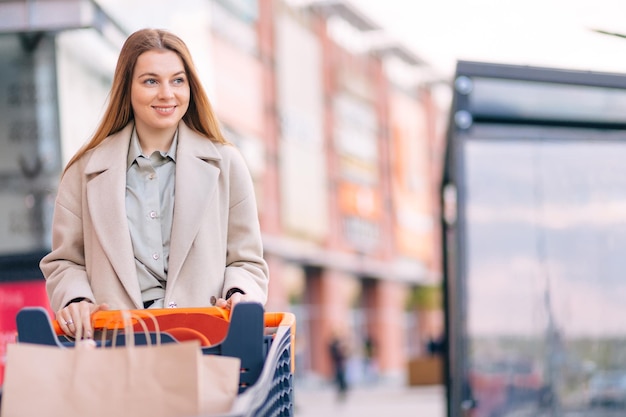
[104,310,161,348]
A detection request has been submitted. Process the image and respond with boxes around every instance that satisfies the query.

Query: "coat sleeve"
[40,161,95,312]
[221,147,269,304]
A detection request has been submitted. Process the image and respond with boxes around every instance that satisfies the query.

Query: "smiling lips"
[153,106,176,115]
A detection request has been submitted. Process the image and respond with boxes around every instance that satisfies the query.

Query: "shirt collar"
[127,127,178,170]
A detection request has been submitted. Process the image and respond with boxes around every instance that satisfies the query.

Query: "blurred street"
[293,384,446,417]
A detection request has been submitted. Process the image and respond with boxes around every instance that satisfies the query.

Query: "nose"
[158,83,174,99]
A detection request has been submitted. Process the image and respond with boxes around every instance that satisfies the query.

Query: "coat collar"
[84,121,222,307]
[84,122,222,174]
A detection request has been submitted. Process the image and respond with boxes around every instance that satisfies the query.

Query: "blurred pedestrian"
[427,334,445,356]
[363,333,378,383]
[40,28,269,339]
[329,330,350,402]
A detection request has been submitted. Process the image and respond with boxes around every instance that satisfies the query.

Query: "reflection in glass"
[463,135,626,416]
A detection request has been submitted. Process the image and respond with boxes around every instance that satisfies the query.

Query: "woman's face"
[131,50,190,136]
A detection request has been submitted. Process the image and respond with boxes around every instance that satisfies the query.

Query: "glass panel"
[470,78,626,124]
[462,132,626,416]
[0,34,60,256]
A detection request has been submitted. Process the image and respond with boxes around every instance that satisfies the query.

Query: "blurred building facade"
[0,0,446,386]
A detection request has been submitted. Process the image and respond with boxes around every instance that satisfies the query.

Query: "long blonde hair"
[64,28,227,172]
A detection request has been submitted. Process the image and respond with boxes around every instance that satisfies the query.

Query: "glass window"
[461,126,626,416]
[0,34,60,256]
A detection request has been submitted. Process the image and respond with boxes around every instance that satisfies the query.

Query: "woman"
[40,28,269,339]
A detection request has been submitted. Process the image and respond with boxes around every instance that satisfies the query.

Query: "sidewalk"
[293,383,446,417]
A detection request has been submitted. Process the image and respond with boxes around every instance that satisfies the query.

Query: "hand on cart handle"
[215,290,251,310]
[55,300,109,339]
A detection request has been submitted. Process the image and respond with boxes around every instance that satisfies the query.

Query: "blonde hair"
[64,28,227,172]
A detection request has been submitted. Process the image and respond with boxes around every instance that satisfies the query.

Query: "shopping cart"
[11,302,295,417]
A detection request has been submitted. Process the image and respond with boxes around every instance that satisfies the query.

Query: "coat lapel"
[84,123,142,307]
[167,123,222,287]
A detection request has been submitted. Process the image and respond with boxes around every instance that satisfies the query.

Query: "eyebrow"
[137,71,186,78]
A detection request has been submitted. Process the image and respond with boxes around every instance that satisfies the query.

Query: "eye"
[143,78,157,85]
[172,77,186,85]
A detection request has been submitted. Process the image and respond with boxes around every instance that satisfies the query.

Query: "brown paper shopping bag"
[199,354,241,414]
[1,312,241,417]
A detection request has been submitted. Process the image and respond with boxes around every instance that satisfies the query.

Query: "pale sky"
[351,0,626,79]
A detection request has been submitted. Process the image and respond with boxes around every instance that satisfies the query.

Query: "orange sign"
[338,182,381,221]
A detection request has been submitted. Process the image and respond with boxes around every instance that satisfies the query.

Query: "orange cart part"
[265,312,296,373]
[164,327,212,346]
[52,307,230,335]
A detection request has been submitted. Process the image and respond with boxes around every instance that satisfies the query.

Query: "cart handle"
[52,308,295,335]
[51,306,231,335]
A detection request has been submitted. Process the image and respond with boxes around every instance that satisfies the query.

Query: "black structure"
[443,61,626,417]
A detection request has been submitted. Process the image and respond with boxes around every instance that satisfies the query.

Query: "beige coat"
[41,122,269,312]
